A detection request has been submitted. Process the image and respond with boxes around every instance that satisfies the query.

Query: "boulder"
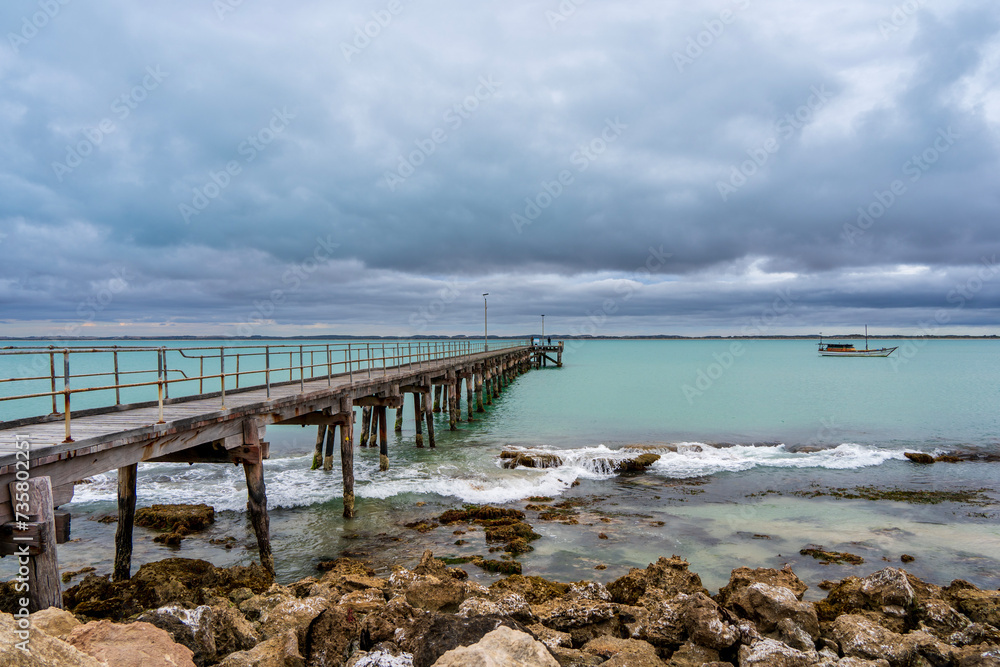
[403,576,467,613]
[526,623,572,649]
[500,452,564,469]
[259,596,329,639]
[339,589,389,614]
[945,580,1000,628]
[490,575,569,605]
[548,646,604,666]
[217,629,305,667]
[581,636,665,666]
[729,582,819,639]
[397,613,527,667]
[632,590,687,647]
[916,598,972,639]
[776,617,815,652]
[67,619,196,667]
[902,629,956,666]
[666,640,720,666]
[904,452,935,464]
[567,582,612,602]
[737,638,815,667]
[607,556,707,606]
[859,568,916,610]
[716,565,809,606]
[460,594,536,624]
[302,606,360,667]
[947,622,1000,647]
[0,611,105,667]
[430,626,558,666]
[140,602,259,665]
[680,593,738,650]
[954,645,1000,666]
[532,598,618,633]
[358,597,428,649]
[828,614,912,666]
[30,607,81,640]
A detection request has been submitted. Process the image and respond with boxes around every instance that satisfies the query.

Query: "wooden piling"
[433,385,442,412]
[475,369,485,412]
[311,425,325,469]
[360,406,372,448]
[447,372,457,431]
[340,400,355,518]
[323,425,335,472]
[413,392,424,447]
[466,373,474,421]
[8,476,62,611]
[394,406,403,433]
[113,463,137,582]
[423,389,436,448]
[242,420,274,577]
[377,405,389,471]
[486,369,494,405]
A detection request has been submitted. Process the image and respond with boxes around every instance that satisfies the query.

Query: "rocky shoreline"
[3,545,999,666]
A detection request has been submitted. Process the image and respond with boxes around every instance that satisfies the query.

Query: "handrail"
[0,340,529,441]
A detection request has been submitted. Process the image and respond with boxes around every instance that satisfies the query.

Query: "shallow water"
[3,339,999,594]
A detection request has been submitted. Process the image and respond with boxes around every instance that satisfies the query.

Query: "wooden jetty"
[0,340,558,611]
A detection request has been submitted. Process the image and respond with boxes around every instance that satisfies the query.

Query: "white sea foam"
[68,442,909,513]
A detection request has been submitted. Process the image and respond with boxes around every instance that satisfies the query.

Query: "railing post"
[348,344,353,383]
[156,349,165,424]
[265,346,271,398]
[48,351,57,415]
[382,343,386,377]
[327,346,332,386]
[163,347,169,400]
[367,343,371,379]
[236,353,241,389]
[199,357,204,395]
[299,345,304,392]
[113,349,121,405]
[220,347,226,409]
[61,350,73,442]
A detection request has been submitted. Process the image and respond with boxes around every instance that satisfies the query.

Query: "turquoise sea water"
[2,338,999,595]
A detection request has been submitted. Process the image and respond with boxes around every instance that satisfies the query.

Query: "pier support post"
[394,406,403,433]
[341,399,355,518]
[466,374,474,422]
[447,372,457,431]
[323,425,335,472]
[311,425,325,469]
[423,388,436,448]
[113,464,137,583]
[242,420,274,577]
[377,405,389,471]
[413,392,424,447]
[8,476,62,611]
[433,386,442,412]
[486,369,494,405]
[360,406,372,447]
[475,369,485,412]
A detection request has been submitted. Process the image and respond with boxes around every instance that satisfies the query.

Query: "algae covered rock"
[716,565,809,606]
[135,504,215,544]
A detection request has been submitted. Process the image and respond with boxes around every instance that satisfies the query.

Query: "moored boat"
[818,326,897,357]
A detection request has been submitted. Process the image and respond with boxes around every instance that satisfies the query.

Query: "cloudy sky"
[1,0,999,338]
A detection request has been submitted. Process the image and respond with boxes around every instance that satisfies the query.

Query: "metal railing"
[0,340,527,443]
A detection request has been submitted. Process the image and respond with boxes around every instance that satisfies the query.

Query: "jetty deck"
[0,339,562,611]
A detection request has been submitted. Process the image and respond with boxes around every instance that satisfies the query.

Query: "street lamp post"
[541,314,545,341]
[483,293,489,352]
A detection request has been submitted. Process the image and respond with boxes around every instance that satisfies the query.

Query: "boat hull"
[819,347,898,357]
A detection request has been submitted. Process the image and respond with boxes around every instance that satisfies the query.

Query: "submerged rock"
[500,452,564,469]
[135,504,215,544]
[904,452,935,464]
[799,546,865,565]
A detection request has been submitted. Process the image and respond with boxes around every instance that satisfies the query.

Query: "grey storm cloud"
[1,0,999,337]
